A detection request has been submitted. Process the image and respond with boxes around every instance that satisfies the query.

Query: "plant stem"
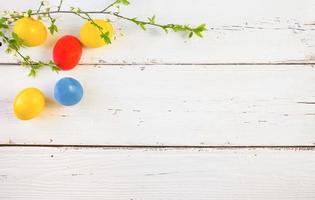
[34,10,111,15]
[101,1,117,12]
[57,0,63,12]
[112,12,194,31]
[30,10,196,33]
[71,11,91,21]
[36,2,44,15]
[1,34,25,60]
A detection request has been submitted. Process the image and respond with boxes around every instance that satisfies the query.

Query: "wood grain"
[0,147,314,200]
[0,65,314,146]
[1,1,315,198]
[1,0,315,64]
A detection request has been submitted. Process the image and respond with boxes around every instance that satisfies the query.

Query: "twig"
[31,10,205,36]
[70,8,111,43]
[36,1,44,14]
[101,1,117,12]
[57,0,63,12]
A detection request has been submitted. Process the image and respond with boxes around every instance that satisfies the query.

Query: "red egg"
[53,35,82,70]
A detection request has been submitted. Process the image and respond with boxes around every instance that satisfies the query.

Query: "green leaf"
[117,0,130,6]
[162,27,169,33]
[100,32,111,44]
[139,23,146,30]
[27,9,32,17]
[28,69,36,77]
[0,17,7,23]
[24,56,31,62]
[192,23,207,37]
[51,66,60,73]
[5,48,12,54]
[48,60,60,73]
[188,32,193,38]
[193,30,203,37]
[11,32,24,48]
[131,17,137,22]
[0,17,9,29]
[48,24,58,35]
[195,24,207,32]
[148,15,156,24]
[11,32,19,41]
[172,25,185,32]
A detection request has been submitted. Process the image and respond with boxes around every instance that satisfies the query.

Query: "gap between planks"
[1,144,315,151]
[0,62,315,66]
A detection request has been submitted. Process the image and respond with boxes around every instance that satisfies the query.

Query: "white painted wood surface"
[1,65,315,145]
[1,0,315,199]
[0,147,315,200]
[1,0,315,64]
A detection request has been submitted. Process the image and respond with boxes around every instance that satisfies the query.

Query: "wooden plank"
[1,0,315,64]
[0,147,314,199]
[0,65,315,146]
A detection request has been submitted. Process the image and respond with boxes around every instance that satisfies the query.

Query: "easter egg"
[53,35,82,70]
[13,17,48,47]
[13,88,45,120]
[54,77,83,106]
[80,19,114,48]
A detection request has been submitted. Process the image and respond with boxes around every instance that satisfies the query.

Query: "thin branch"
[1,34,24,59]
[30,10,202,34]
[57,0,63,12]
[71,11,91,21]
[70,8,111,43]
[34,10,111,15]
[36,1,44,14]
[1,31,59,76]
[101,1,117,12]
[112,12,194,32]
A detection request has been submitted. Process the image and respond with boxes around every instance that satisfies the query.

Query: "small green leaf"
[25,56,31,62]
[28,69,36,77]
[139,23,146,30]
[48,60,60,73]
[117,0,130,6]
[162,27,169,33]
[148,15,156,24]
[0,17,7,23]
[0,18,9,29]
[51,66,60,73]
[5,48,12,54]
[100,32,111,44]
[11,32,24,48]
[131,17,137,22]
[27,9,32,17]
[193,30,203,37]
[195,24,207,32]
[192,23,207,37]
[172,25,185,32]
[48,24,58,35]
[11,32,19,41]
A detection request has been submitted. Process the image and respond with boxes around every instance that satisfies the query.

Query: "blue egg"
[54,77,83,106]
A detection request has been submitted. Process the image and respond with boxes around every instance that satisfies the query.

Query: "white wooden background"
[1,0,315,199]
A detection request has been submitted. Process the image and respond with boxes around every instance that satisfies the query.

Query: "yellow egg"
[13,17,47,47]
[13,88,45,120]
[80,19,114,48]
